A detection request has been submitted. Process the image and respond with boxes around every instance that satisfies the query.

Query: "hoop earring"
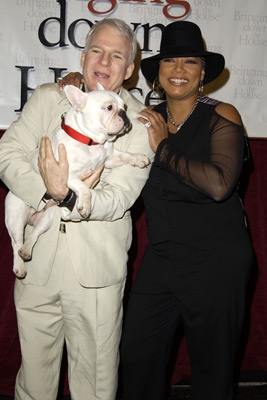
[152,77,165,98]
[199,80,204,96]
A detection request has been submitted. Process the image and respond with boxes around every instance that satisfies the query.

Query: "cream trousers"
[14,232,126,400]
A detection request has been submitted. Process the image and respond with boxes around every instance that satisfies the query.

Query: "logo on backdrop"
[16,0,191,112]
[4,0,265,136]
[87,0,190,19]
[38,0,190,48]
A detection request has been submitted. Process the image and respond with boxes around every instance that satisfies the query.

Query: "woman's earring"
[152,77,165,98]
[199,80,204,96]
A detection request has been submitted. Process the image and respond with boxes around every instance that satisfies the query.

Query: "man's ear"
[80,51,86,69]
[125,63,135,81]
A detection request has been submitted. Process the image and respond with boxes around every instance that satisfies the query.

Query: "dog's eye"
[107,105,113,111]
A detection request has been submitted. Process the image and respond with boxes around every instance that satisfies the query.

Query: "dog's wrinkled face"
[92,93,131,140]
[64,85,131,144]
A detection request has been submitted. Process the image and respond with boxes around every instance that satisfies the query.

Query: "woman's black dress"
[121,98,253,400]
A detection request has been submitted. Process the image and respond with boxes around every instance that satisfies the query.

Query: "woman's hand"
[58,72,84,90]
[80,164,104,189]
[138,108,168,153]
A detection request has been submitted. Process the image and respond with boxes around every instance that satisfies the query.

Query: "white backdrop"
[0,0,266,137]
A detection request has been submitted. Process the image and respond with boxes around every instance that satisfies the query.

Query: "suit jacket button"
[59,223,66,233]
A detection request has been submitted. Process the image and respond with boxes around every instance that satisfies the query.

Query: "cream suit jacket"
[0,83,154,287]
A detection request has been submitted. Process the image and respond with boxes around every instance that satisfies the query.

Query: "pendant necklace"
[166,95,200,133]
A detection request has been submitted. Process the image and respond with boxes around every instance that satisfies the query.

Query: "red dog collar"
[61,115,99,146]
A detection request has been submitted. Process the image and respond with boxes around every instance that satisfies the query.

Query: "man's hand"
[38,137,69,200]
[80,164,104,189]
[58,72,84,90]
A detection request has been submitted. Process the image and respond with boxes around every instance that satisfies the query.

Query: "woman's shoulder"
[200,96,242,126]
[215,102,242,126]
[199,96,221,106]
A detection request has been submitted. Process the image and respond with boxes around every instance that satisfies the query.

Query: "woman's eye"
[162,58,175,63]
[185,59,197,64]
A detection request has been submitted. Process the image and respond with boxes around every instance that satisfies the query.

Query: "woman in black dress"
[121,21,253,400]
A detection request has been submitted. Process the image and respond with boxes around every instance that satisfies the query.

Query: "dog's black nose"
[118,109,131,131]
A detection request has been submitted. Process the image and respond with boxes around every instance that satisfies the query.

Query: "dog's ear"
[96,83,105,91]
[64,85,88,111]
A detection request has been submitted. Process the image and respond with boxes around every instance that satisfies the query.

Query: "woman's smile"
[169,78,188,85]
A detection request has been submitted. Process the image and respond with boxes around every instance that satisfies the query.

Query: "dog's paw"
[13,265,27,279]
[77,201,91,219]
[129,154,150,168]
[18,247,32,261]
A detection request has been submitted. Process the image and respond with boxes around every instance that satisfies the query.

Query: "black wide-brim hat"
[141,21,225,85]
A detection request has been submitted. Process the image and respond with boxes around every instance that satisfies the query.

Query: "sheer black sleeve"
[154,113,246,201]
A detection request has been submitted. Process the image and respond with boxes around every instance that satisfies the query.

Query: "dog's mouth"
[118,109,131,131]
[107,109,131,139]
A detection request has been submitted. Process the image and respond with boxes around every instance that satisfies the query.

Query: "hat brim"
[141,50,225,85]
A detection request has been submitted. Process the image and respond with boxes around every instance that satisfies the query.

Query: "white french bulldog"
[5,84,150,278]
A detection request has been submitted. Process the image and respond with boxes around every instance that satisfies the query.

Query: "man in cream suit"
[0,19,153,400]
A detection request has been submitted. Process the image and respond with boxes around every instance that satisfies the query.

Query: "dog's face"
[64,84,131,143]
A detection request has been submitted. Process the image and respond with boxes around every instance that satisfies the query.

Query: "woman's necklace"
[166,95,201,133]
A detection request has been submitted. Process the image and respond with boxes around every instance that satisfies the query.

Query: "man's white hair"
[84,18,137,64]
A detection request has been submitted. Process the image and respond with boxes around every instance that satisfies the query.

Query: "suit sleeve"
[155,114,245,202]
[0,84,66,210]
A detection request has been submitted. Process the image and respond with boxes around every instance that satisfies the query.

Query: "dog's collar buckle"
[61,115,99,146]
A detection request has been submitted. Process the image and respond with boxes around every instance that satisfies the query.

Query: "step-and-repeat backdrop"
[0,0,266,137]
